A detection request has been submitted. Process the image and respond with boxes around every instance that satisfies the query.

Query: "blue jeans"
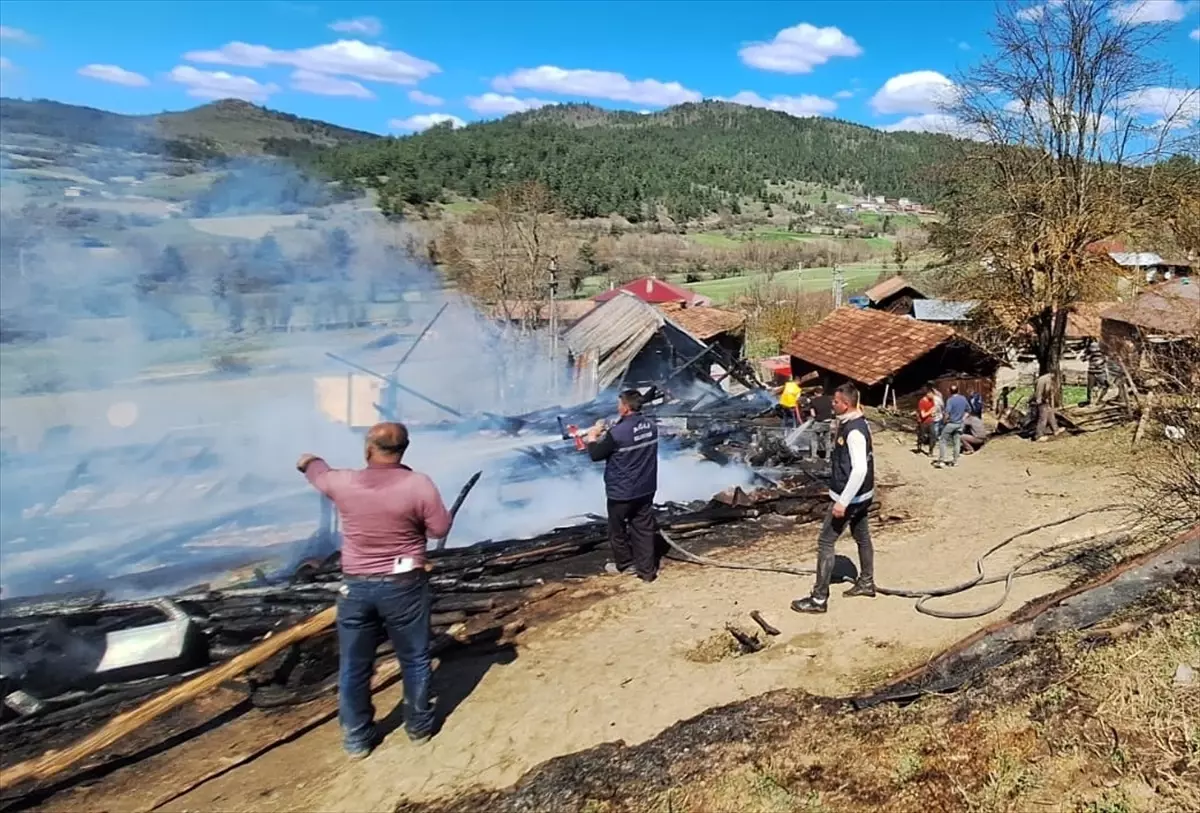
[939,421,963,464]
[337,574,434,750]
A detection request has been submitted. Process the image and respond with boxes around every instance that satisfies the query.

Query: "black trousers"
[607,495,657,579]
[812,501,874,601]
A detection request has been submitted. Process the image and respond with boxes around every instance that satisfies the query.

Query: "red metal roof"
[593,277,710,307]
[783,307,956,386]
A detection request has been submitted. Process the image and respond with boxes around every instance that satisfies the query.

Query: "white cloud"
[408,89,444,106]
[1191,27,1200,40]
[958,41,972,50]
[77,64,150,87]
[834,89,855,99]
[1111,0,1189,24]
[882,114,961,134]
[0,26,36,44]
[721,90,837,118]
[185,39,439,85]
[493,65,701,106]
[466,92,553,115]
[1017,0,1065,23]
[1120,86,1200,125]
[168,65,279,102]
[329,16,383,37]
[290,69,373,98]
[881,113,986,140]
[389,113,466,132]
[738,23,863,74]
[0,56,11,70]
[1003,98,1118,133]
[870,70,956,114]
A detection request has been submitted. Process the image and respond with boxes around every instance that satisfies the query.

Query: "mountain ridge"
[318,100,958,219]
[0,96,379,158]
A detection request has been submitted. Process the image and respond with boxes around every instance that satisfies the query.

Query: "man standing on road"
[916,385,937,455]
[792,383,876,614]
[1032,371,1063,442]
[936,385,970,468]
[1082,339,1112,405]
[297,422,451,759]
[929,383,945,453]
[587,389,660,582]
[807,386,835,459]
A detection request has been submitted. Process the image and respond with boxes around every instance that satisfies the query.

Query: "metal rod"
[435,471,483,551]
[391,302,449,377]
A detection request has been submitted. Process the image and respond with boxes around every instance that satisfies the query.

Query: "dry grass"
[636,588,1200,813]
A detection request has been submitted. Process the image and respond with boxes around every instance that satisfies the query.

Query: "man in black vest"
[586,389,660,582]
[792,382,876,613]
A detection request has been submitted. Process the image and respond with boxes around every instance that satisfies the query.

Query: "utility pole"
[796,261,804,297]
[548,256,559,394]
[832,241,845,308]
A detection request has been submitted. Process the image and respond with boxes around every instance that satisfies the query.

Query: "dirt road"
[43,427,1135,813]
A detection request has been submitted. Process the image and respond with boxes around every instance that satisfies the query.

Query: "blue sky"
[0,0,1197,135]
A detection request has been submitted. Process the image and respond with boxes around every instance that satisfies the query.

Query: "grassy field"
[440,200,484,215]
[688,263,886,302]
[133,172,223,201]
[188,214,308,239]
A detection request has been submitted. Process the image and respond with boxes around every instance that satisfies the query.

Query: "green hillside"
[315,101,959,220]
[0,97,379,158]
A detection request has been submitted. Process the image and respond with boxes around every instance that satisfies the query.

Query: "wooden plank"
[0,606,338,790]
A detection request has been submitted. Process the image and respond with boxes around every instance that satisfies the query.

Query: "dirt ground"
[34,426,1142,813]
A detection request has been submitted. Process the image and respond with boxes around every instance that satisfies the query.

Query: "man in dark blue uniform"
[792,382,876,614]
[585,389,659,582]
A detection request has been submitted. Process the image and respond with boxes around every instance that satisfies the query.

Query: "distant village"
[836,195,938,216]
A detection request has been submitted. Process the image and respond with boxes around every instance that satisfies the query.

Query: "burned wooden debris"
[0,469,858,785]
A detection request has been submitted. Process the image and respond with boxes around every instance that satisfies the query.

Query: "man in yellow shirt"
[779,377,802,429]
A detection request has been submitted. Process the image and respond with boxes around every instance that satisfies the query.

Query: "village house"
[863,275,928,316]
[654,301,748,366]
[784,307,1000,406]
[1108,251,1193,284]
[593,276,711,307]
[1100,278,1199,377]
[563,292,734,401]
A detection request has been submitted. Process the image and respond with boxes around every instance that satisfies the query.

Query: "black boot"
[844,580,876,598]
[790,596,828,614]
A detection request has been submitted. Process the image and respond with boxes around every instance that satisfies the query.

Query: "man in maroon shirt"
[297,422,452,759]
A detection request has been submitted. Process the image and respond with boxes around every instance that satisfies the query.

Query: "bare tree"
[933,0,1197,387]
[437,182,568,329]
[742,281,833,354]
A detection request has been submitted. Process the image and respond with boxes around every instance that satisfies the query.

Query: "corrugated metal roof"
[565,292,707,395]
[912,299,978,322]
[1109,252,1165,267]
[865,275,924,304]
[783,307,957,386]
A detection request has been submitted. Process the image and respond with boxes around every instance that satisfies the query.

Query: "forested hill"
[0,97,378,158]
[315,101,959,220]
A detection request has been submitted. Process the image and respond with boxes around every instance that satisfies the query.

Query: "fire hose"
[659,504,1136,619]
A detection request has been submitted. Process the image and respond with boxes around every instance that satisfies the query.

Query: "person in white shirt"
[792,382,876,614]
